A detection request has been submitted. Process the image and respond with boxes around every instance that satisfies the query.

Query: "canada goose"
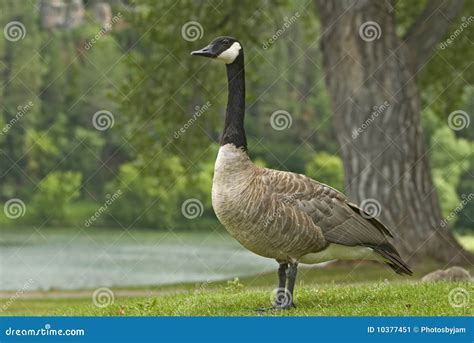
[191,37,412,310]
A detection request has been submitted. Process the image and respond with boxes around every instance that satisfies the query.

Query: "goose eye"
[223,39,229,44]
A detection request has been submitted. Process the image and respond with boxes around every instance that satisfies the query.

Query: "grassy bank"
[4,282,472,316]
[109,282,473,316]
[2,260,472,316]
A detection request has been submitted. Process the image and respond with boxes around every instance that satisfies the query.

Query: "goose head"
[191,36,242,64]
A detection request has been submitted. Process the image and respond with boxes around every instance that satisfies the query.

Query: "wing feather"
[261,169,412,275]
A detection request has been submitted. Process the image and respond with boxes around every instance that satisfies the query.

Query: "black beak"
[191,44,217,58]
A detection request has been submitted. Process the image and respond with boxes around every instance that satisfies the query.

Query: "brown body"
[213,144,411,275]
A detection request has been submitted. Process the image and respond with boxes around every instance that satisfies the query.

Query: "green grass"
[2,263,472,316]
[1,235,473,316]
[117,282,473,316]
[3,281,471,316]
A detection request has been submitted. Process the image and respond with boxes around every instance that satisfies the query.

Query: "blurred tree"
[314,0,473,263]
[305,152,344,192]
[116,0,285,217]
[431,126,472,218]
[2,0,468,235]
[116,0,339,229]
[107,157,187,228]
[119,0,280,162]
[0,2,44,199]
[0,1,129,207]
[248,10,337,173]
[31,171,82,224]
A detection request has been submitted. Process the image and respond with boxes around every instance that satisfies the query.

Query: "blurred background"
[0,0,472,292]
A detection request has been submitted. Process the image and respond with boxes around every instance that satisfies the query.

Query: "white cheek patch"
[217,42,241,64]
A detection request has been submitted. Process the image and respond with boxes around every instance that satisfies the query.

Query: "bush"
[107,156,187,228]
[430,126,473,225]
[31,171,82,225]
[305,152,344,191]
[106,145,224,230]
[432,173,460,220]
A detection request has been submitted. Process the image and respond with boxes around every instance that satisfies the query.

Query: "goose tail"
[368,243,413,276]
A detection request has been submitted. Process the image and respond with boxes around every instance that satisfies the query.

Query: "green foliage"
[190,144,219,209]
[0,2,44,198]
[431,127,472,188]
[433,175,460,220]
[0,2,128,206]
[250,139,312,173]
[31,171,82,224]
[457,154,474,231]
[107,158,187,228]
[395,0,473,117]
[119,0,324,174]
[0,0,472,233]
[305,152,344,191]
[34,24,125,189]
[394,0,428,35]
[106,143,223,229]
[121,1,247,162]
[430,122,473,222]
[224,277,245,293]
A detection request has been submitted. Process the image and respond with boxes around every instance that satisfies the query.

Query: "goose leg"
[256,262,289,312]
[284,262,298,309]
[277,262,288,289]
[257,262,297,312]
[274,263,288,307]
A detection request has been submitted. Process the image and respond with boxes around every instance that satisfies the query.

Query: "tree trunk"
[314,0,473,264]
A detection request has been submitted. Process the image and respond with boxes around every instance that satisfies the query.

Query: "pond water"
[0,228,275,291]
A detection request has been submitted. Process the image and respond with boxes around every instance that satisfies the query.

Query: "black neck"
[220,52,247,151]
